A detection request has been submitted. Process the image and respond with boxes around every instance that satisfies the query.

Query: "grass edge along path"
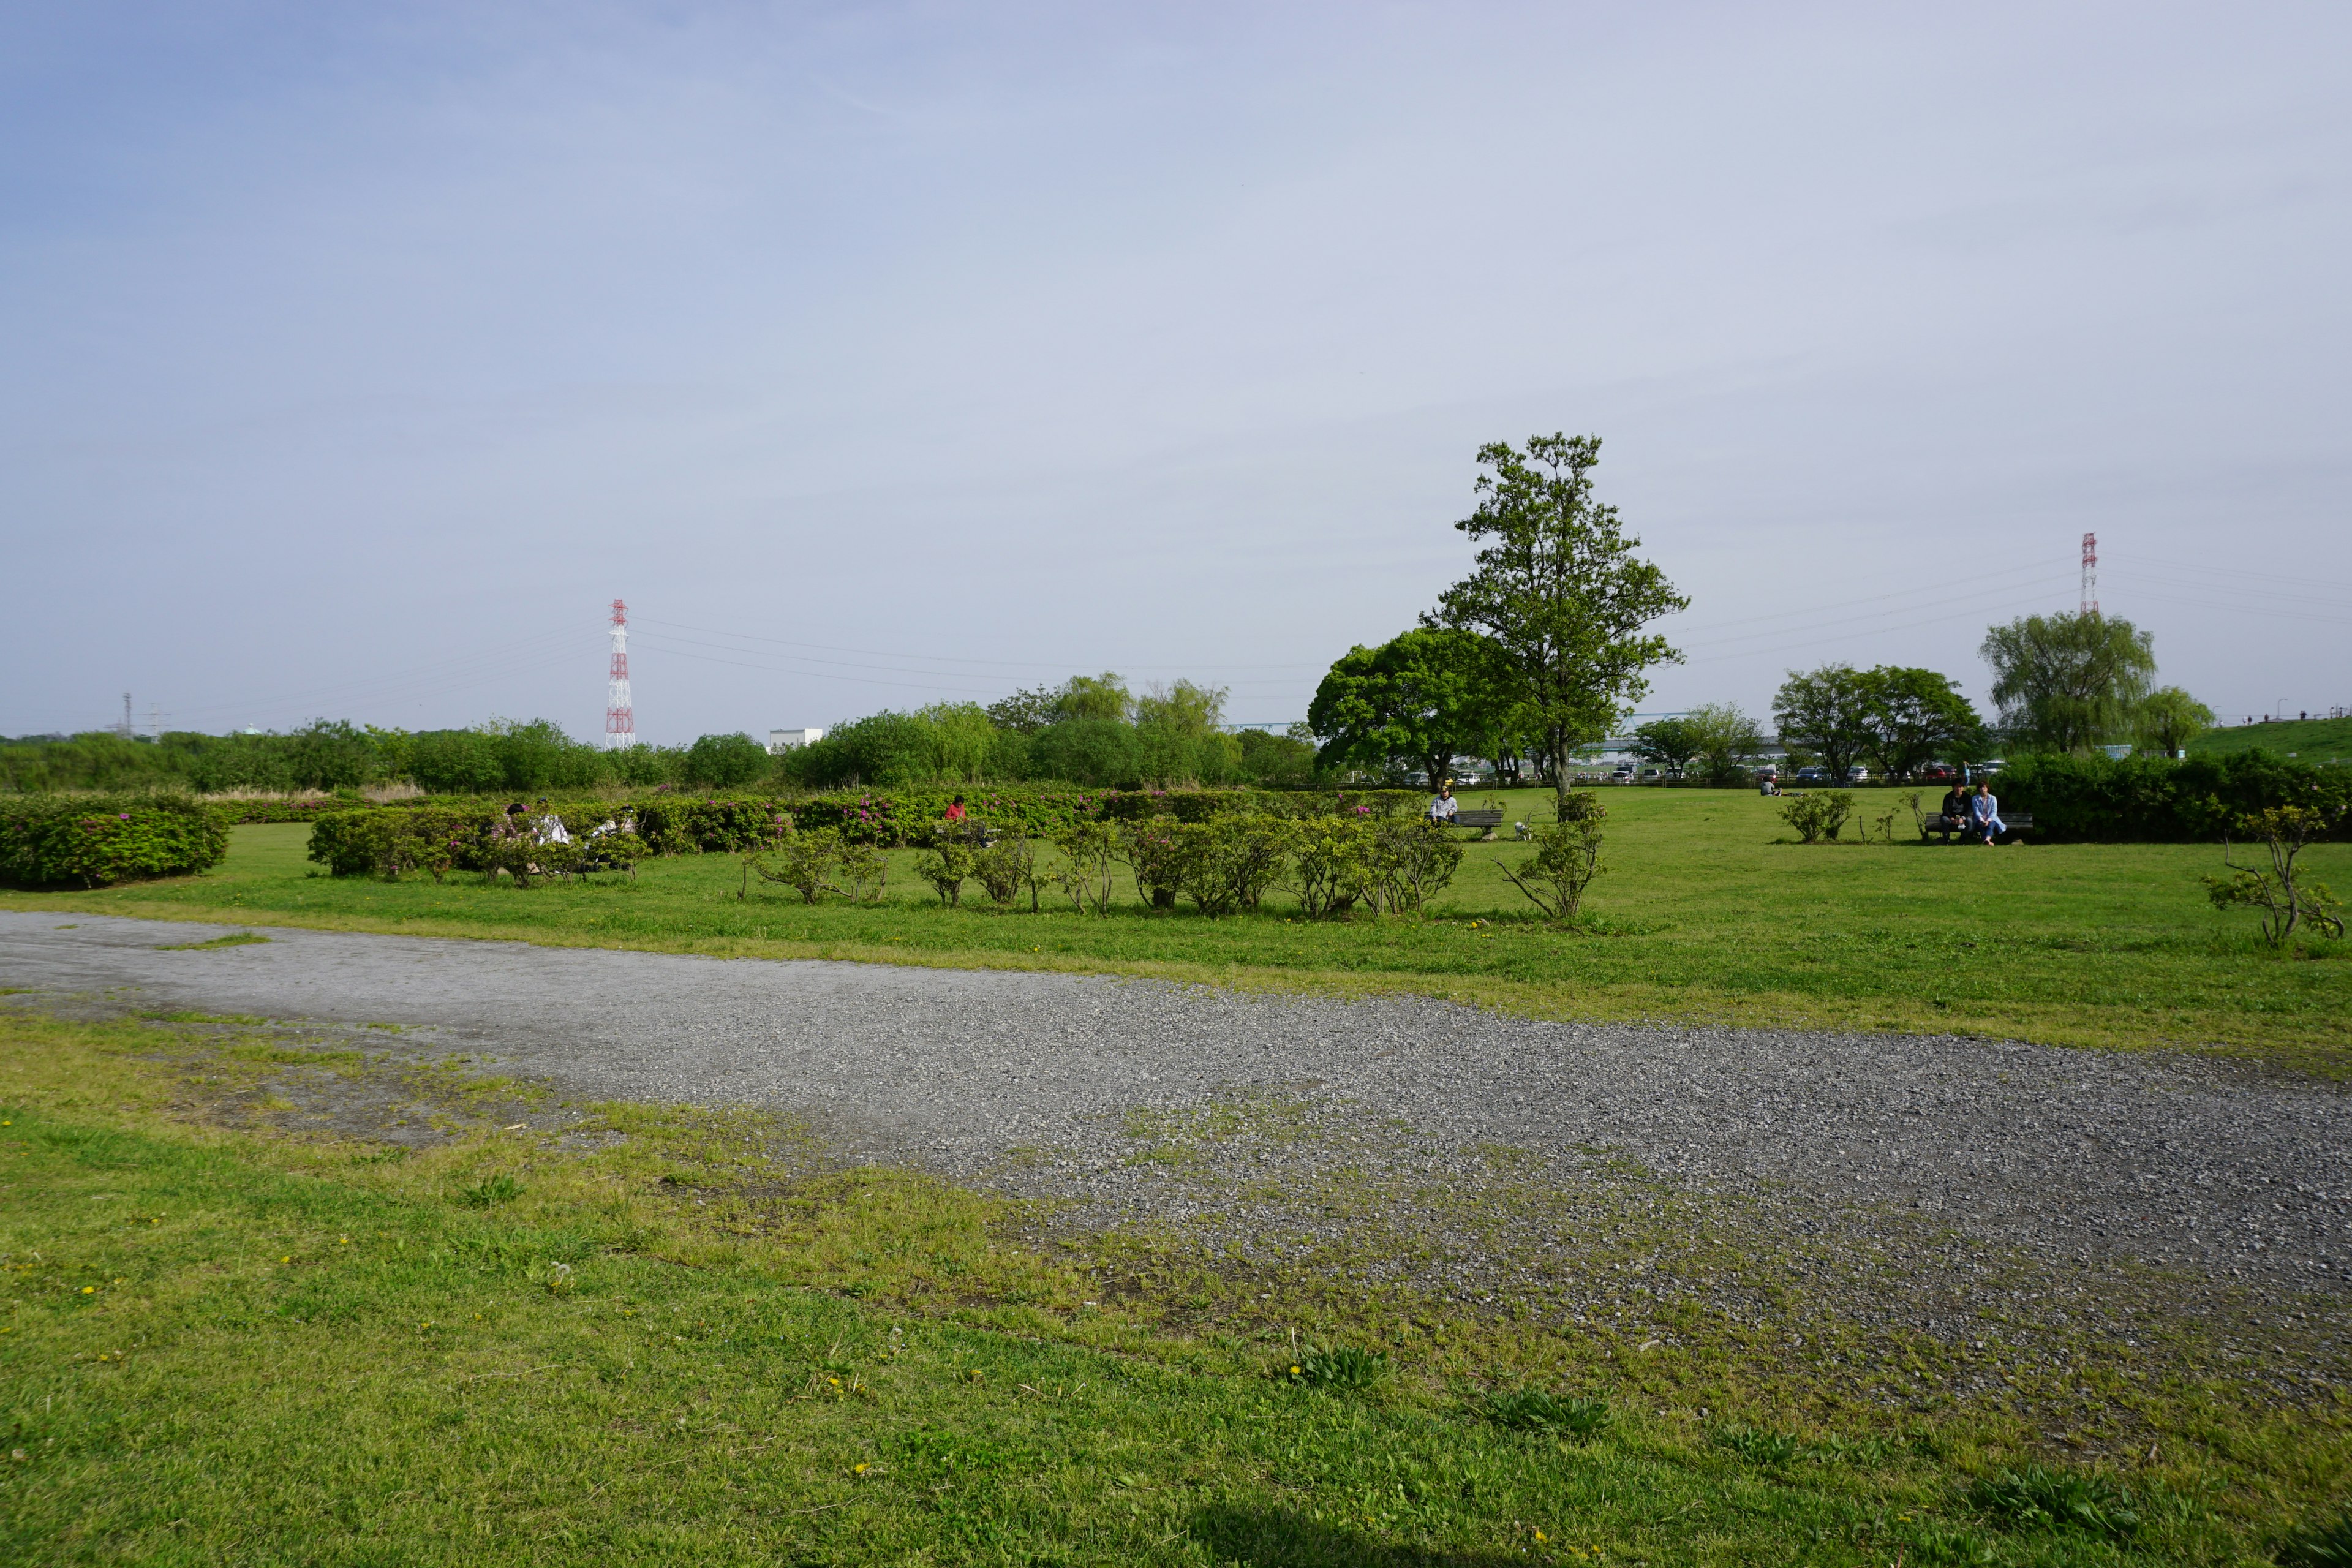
[6,885,2345,1080]
[3,1011,2346,1565]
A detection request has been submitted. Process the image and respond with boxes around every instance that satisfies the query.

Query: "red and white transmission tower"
[603,599,636,748]
[2079,532,2098,616]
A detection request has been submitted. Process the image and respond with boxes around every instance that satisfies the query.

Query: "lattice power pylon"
[2080,533,2098,616]
[604,599,636,748]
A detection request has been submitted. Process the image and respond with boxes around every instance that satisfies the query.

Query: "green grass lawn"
[2188,717,2352,764]
[4,1012,2334,1566]
[6,788,2345,1073]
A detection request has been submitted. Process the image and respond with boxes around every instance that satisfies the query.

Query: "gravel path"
[5,910,2346,1313]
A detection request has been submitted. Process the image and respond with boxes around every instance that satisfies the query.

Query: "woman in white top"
[1428,783,1458,823]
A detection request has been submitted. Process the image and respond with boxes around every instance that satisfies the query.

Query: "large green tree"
[1685,703,1766,785]
[1979,612,2157,753]
[1857,667,1984,781]
[1430,434,1686,813]
[1773,665,1876,783]
[2135,686,2213,757]
[1308,628,1501,786]
[1626,717,1703,777]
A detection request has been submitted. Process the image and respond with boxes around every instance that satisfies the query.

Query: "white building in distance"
[767,728,826,755]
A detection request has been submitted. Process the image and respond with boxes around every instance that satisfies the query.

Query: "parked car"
[1977,758,2007,776]
[1919,763,1959,783]
[1795,766,1828,783]
[1846,766,1869,782]
[1752,764,1779,780]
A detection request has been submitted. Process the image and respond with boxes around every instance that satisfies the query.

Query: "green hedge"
[0,796,230,888]
[306,788,1441,872]
[1994,750,2351,842]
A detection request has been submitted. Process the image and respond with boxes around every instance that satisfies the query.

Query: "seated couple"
[1937,782,2008,844]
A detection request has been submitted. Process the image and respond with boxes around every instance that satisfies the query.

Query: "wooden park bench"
[1442,808,1506,838]
[1920,809,2033,842]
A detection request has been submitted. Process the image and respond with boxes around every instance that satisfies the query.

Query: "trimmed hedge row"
[1994,750,2351,842]
[306,788,1440,873]
[0,796,230,888]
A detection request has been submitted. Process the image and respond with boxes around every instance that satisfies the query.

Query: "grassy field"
[2187,717,2352,763]
[4,788,2346,1074]
[4,1009,2342,1566]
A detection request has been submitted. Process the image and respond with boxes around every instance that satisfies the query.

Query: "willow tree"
[1430,434,1686,814]
[1979,612,2155,753]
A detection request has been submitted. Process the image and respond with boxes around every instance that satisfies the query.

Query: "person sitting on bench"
[1970,782,2007,845]
[1939,782,1971,832]
[1427,782,1458,824]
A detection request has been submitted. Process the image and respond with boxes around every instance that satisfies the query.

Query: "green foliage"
[743,827,848,905]
[1050,821,1121,915]
[1026,718,1144,787]
[1684,703,1766,785]
[1495,815,1605,921]
[1309,628,1504,785]
[456,1173,523,1208]
[1365,816,1466,914]
[1969,1464,2140,1539]
[1234,729,1319,788]
[0,796,229,888]
[1431,432,1686,807]
[1484,1389,1611,1438]
[1161,815,1293,917]
[1856,666,1985,780]
[2204,805,2346,947]
[913,840,974,907]
[1778,790,1855,844]
[1997,750,2352,842]
[1279,815,1375,919]
[307,799,771,880]
[966,831,1039,910]
[682,733,772,790]
[1280,1344,1389,1391]
[2277,1512,2352,1567]
[1773,666,1876,785]
[1627,717,1702,775]
[1981,611,2158,753]
[2135,686,2214,756]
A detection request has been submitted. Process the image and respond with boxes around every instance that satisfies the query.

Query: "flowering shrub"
[0,796,228,888]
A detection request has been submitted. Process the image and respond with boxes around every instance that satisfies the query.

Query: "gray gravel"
[4,909,2346,1313]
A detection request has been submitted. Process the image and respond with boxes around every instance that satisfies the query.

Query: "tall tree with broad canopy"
[1430,434,1686,815]
[1773,665,1876,783]
[1685,703,1766,784]
[1626,717,1703,777]
[1980,612,2157,753]
[2135,686,2214,756]
[1308,628,1502,786]
[1857,668,1985,780]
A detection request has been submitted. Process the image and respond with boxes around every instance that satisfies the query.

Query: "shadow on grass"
[1189,1503,1528,1567]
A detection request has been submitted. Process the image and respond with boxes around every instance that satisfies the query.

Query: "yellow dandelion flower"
[853,1462,869,1474]
[81,1286,95,1294]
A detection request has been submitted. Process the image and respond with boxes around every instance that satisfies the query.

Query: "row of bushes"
[306,788,1440,877]
[1994,751,2351,842]
[0,796,230,888]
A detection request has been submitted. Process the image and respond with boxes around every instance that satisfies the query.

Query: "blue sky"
[5,2,2347,742]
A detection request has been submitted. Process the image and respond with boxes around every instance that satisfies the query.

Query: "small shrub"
[1496,816,1604,921]
[457,1174,522,1208]
[1779,790,1855,843]
[1120,821,1186,910]
[1969,1463,2139,1540]
[967,831,1036,910]
[1280,816,1373,919]
[1485,1389,1611,1439]
[915,840,974,907]
[1281,1344,1388,1391]
[1365,817,1465,913]
[837,839,888,904]
[2203,804,2346,948]
[1052,821,1121,914]
[742,827,845,904]
[1171,813,1294,917]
